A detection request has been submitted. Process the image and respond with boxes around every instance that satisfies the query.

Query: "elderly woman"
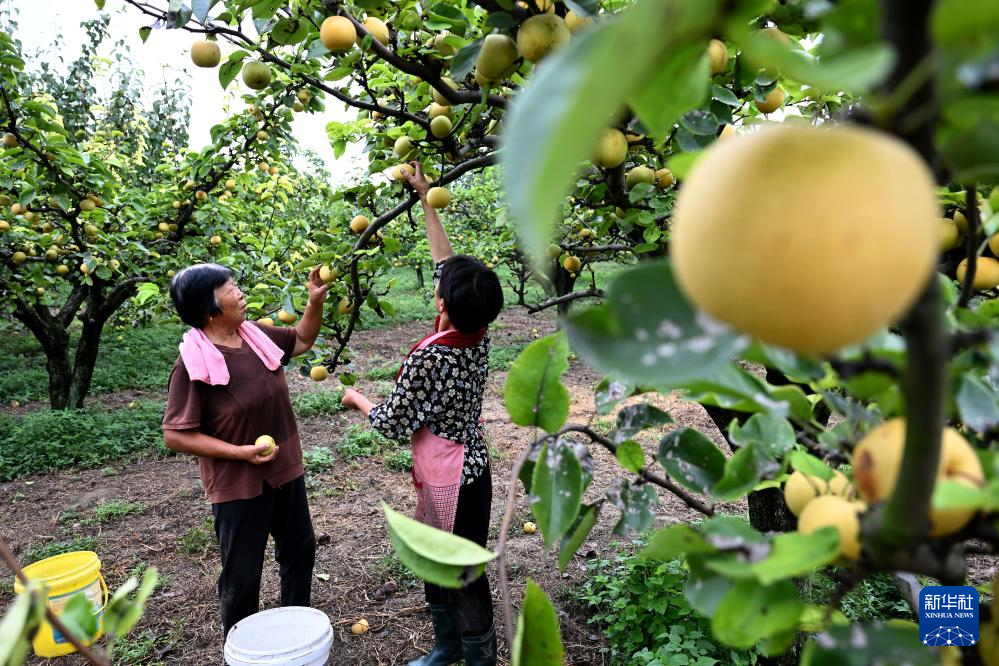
[342,164,504,666]
[162,263,328,639]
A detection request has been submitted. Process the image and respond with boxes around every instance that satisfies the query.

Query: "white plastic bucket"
[224,606,333,666]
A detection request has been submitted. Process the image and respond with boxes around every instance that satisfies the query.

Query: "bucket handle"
[97,572,109,613]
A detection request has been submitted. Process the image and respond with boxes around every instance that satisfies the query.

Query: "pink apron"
[403,328,483,533]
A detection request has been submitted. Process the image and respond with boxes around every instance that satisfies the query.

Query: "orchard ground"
[1,267,996,665]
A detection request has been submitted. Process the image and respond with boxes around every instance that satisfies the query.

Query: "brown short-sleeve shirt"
[162,323,304,503]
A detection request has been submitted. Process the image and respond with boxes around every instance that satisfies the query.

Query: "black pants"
[425,466,494,636]
[212,475,316,637]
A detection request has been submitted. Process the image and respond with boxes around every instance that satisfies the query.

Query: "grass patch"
[804,570,913,623]
[0,401,168,481]
[488,343,527,371]
[0,323,185,403]
[22,536,100,566]
[178,516,216,556]
[292,389,346,417]
[303,446,335,474]
[93,499,145,524]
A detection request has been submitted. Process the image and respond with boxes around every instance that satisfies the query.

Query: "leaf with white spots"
[530,439,584,550]
[564,261,746,386]
[656,428,726,495]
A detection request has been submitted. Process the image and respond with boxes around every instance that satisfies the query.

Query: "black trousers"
[425,466,494,636]
[212,475,316,637]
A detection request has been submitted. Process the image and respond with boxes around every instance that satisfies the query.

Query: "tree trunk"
[415,264,425,290]
[550,261,577,317]
[69,318,105,409]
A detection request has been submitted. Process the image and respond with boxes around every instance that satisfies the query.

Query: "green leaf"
[932,478,987,510]
[192,0,216,24]
[711,444,759,501]
[557,503,600,572]
[614,403,673,444]
[932,0,999,49]
[727,23,895,93]
[138,26,152,43]
[219,51,248,89]
[512,579,565,666]
[530,440,584,549]
[383,504,496,566]
[388,526,486,589]
[956,374,999,432]
[729,413,796,461]
[594,377,642,415]
[607,480,658,536]
[629,42,708,139]
[0,590,35,665]
[504,333,570,433]
[750,529,841,585]
[564,262,745,386]
[641,524,715,561]
[271,18,310,45]
[615,440,645,473]
[789,451,834,482]
[712,579,803,649]
[449,40,482,83]
[502,0,719,257]
[802,623,940,665]
[58,593,100,643]
[657,428,726,495]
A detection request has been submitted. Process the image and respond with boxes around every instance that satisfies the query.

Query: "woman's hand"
[401,161,431,198]
[306,266,330,304]
[342,388,374,415]
[242,442,279,465]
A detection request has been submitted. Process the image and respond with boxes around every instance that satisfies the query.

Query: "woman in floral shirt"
[342,163,503,666]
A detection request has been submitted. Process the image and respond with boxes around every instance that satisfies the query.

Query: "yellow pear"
[564,10,594,33]
[358,17,389,46]
[474,34,519,83]
[320,16,356,52]
[241,62,271,90]
[350,215,370,234]
[783,469,852,517]
[310,366,329,382]
[670,124,938,355]
[430,115,452,139]
[278,309,297,324]
[593,129,627,168]
[707,39,728,75]
[625,166,655,189]
[191,40,221,68]
[655,168,674,189]
[939,217,960,251]
[427,187,451,209]
[756,87,786,114]
[957,257,999,290]
[516,14,570,64]
[852,418,984,536]
[563,255,581,273]
[428,103,453,120]
[797,495,861,559]
[431,77,456,107]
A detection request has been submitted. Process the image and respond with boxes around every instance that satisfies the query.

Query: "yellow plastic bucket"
[12,551,108,658]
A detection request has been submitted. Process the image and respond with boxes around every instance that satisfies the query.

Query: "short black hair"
[168,263,234,328]
[438,255,504,333]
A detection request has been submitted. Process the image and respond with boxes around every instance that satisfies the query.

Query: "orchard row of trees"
[4,0,999,663]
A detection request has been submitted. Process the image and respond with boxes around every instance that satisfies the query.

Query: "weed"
[303,446,335,474]
[0,401,168,481]
[337,425,392,460]
[22,537,100,566]
[292,389,346,417]
[384,447,413,472]
[804,570,913,622]
[94,499,145,523]
[111,629,164,666]
[372,550,419,588]
[128,562,171,593]
[571,540,760,666]
[178,517,216,556]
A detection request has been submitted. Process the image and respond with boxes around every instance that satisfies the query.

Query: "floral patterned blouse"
[368,261,490,485]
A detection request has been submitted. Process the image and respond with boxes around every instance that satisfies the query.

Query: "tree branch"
[958,186,981,309]
[527,288,603,314]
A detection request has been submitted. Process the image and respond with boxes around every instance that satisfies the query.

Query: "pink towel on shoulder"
[179,321,286,385]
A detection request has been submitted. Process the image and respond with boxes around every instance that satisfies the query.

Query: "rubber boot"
[460,623,497,666]
[408,604,462,666]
